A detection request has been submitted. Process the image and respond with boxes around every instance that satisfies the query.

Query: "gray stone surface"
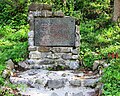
[70,79,81,86]
[72,55,79,60]
[28,46,37,51]
[71,49,79,55]
[62,53,72,60]
[73,92,84,96]
[28,31,34,38]
[47,79,65,89]
[84,79,99,87]
[67,61,79,69]
[29,52,41,59]
[18,61,29,69]
[34,17,75,47]
[53,11,64,17]
[29,3,52,11]
[28,38,34,46]
[38,60,55,65]
[51,92,59,96]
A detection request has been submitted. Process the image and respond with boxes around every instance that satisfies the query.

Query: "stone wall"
[28,3,80,70]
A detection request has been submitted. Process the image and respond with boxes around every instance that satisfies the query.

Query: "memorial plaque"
[34,17,75,47]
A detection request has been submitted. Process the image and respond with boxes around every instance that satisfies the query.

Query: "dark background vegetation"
[0,0,120,95]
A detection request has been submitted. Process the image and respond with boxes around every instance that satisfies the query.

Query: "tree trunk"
[113,0,120,22]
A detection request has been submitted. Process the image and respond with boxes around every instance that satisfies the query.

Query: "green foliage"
[101,59,120,96]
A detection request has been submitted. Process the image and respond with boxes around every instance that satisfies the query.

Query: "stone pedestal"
[28,3,80,70]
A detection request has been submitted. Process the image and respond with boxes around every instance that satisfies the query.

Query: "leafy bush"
[101,59,120,96]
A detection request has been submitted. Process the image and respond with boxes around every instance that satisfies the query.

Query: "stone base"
[10,69,102,96]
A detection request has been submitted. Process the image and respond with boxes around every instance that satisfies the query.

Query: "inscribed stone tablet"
[34,17,75,47]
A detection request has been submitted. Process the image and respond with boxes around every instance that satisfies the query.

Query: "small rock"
[29,52,41,59]
[84,79,99,87]
[62,54,72,60]
[73,92,84,96]
[18,61,29,69]
[28,46,37,51]
[51,92,59,96]
[5,59,14,70]
[38,60,55,65]
[70,79,81,86]
[28,38,34,46]
[71,49,79,55]
[53,11,64,17]
[93,60,105,71]
[47,79,65,89]
[28,30,34,38]
[72,55,79,60]
[67,61,79,69]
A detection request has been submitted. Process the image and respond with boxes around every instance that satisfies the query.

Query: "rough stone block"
[29,52,41,59]
[28,30,34,38]
[55,60,66,65]
[69,79,81,86]
[62,53,72,60]
[41,10,52,17]
[29,3,52,11]
[72,55,79,60]
[47,79,65,89]
[75,25,80,34]
[84,79,99,87]
[38,59,55,65]
[51,92,59,96]
[38,47,50,52]
[73,92,84,96]
[51,47,72,53]
[28,38,34,46]
[71,49,79,55]
[53,11,64,17]
[28,46,37,51]
[66,61,79,69]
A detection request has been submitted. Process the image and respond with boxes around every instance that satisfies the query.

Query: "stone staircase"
[10,69,102,96]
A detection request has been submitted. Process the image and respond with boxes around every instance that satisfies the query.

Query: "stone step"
[18,86,98,96]
[10,69,101,90]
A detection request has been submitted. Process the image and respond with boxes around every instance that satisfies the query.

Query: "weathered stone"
[93,60,105,71]
[73,92,84,96]
[18,61,29,69]
[47,79,65,89]
[75,33,80,47]
[53,11,64,17]
[5,59,14,70]
[75,25,80,34]
[29,52,41,59]
[51,92,59,96]
[69,79,81,86]
[71,49,79,55]
[38,47,50,52]
[29,3,52,11]
[38,59,55,65]
[41,10,52,17]
[34,17,75,47]
[28,30,34,38]
[28,38,34,46]
[67,61,79,69]
[72,55,79,60]
[27,59,35,65]
[41,52,52,58]
[45,53,61,59]
[84,79,99,87]
[56,60,66,65]
[62,53,72,60]
[28,46,37,51]
[51,47,71,53]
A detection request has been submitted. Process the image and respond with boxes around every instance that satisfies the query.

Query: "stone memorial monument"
[10,4,102,96]
[28,3,80,69]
